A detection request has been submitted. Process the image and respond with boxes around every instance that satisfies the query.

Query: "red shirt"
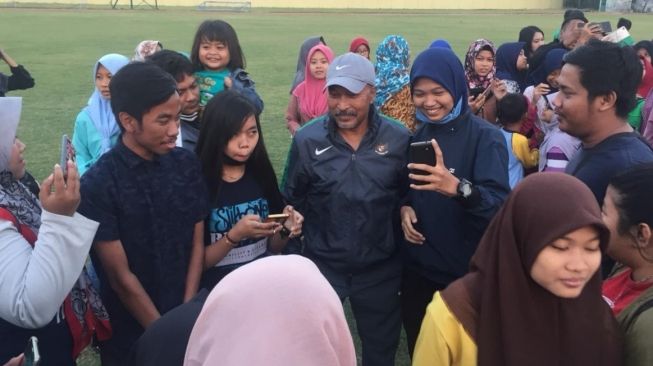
[602,268,653,316]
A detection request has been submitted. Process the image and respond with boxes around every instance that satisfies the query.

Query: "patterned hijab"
[464,39,496,90]
[374,35,410,108]
[133,40,162,61]
[84,54,129,154]
[292,44,334,120]
[0,97,41,234]
[441,173,622,366]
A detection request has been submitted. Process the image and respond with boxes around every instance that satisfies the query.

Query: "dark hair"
[191,20,245,71]
[109,62,178,132]
[634,40,653,65]
[563,39,642,118]
[518,26,544,57]
[609,164,653,251]
[196,90,283,210]
[617,17,632,31]
[146,50,194,82]
[497,93,527,125]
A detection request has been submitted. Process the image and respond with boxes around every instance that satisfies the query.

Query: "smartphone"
[24,336,41,366]
[469,87,485,99]
[59,134,76,179]
[265,213,290,223]
[409,141,436,185]
[598,21,612,34]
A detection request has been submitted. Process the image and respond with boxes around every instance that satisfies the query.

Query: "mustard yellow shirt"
[413,292,477,366]
[511,133,539,169]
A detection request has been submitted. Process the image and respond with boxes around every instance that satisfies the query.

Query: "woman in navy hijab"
[495,42,530,93]
[399,47,510,358]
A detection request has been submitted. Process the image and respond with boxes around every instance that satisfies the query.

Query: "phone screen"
[60,134,76,178]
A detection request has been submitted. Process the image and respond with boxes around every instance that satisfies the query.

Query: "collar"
[115,138,161,169]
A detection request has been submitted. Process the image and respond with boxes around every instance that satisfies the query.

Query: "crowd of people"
[2,9,653,366]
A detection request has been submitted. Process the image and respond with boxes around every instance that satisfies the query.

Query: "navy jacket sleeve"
[230,68,264,115]
[463,127,510,221]
[8,65,35,91]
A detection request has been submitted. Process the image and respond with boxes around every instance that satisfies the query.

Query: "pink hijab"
[183,255,356,366]
[292,44,334,121]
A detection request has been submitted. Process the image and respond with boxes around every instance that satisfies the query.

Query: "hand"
[401,206,425,245]
[223,76,233,89]
[491,79,508,101]
[408,139,459,197]
[39,161,80,216]
[532,83,550,104]
[3,354,24,366]
[577,23,603,47]
[230,214,279,241]
[282,205,303,238]
[468,94,486,114]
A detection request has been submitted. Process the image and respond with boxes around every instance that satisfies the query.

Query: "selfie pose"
[0,99,100,366]
[412,173,622,366]
[196,90,303,290]
[400,47,509,357]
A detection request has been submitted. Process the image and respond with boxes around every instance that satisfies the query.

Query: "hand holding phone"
[409,141,436,185]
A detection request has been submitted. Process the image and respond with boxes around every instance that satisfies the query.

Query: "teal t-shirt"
[195,69,230,107]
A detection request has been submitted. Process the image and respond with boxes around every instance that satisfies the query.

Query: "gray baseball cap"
[325,52,375,94]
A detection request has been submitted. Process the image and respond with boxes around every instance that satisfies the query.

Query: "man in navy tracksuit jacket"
[283,53,410,366]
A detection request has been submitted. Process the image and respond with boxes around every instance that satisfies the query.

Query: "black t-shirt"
[201,172,282,289]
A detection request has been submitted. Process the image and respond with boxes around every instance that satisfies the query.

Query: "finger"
[39,173,54,200]
[403,219,425,241]
[410,182,438,191]
[66,160,80,192]
[431,139,445,167]
[408,163,436,174]
[408,173,433,184]
[52,164,66,194]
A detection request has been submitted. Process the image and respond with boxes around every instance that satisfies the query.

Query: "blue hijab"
[527,48,566,87]
[374,35,410,108]
[84,54,129,153]
[410,47,468,125]
[429,39,453,50]
[495,42,528,92]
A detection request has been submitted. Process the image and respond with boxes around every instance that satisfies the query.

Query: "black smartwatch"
[456,178,473,200]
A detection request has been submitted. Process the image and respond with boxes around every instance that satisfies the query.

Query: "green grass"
[2,7,653,366]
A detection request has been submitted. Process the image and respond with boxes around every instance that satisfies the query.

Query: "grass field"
[1,6,653,366]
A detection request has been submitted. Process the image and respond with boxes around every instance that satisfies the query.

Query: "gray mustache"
[335,110,357,117]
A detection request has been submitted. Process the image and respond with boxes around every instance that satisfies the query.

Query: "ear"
[118,112,138,133]
[367,85,376,104]
[595,91,617,113]
[631,223,652,249]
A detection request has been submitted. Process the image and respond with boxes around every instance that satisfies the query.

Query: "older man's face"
[327,85,375,130]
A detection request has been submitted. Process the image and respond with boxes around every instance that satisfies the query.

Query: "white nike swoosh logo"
[335,65,350,71]
[315,145,333,156]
